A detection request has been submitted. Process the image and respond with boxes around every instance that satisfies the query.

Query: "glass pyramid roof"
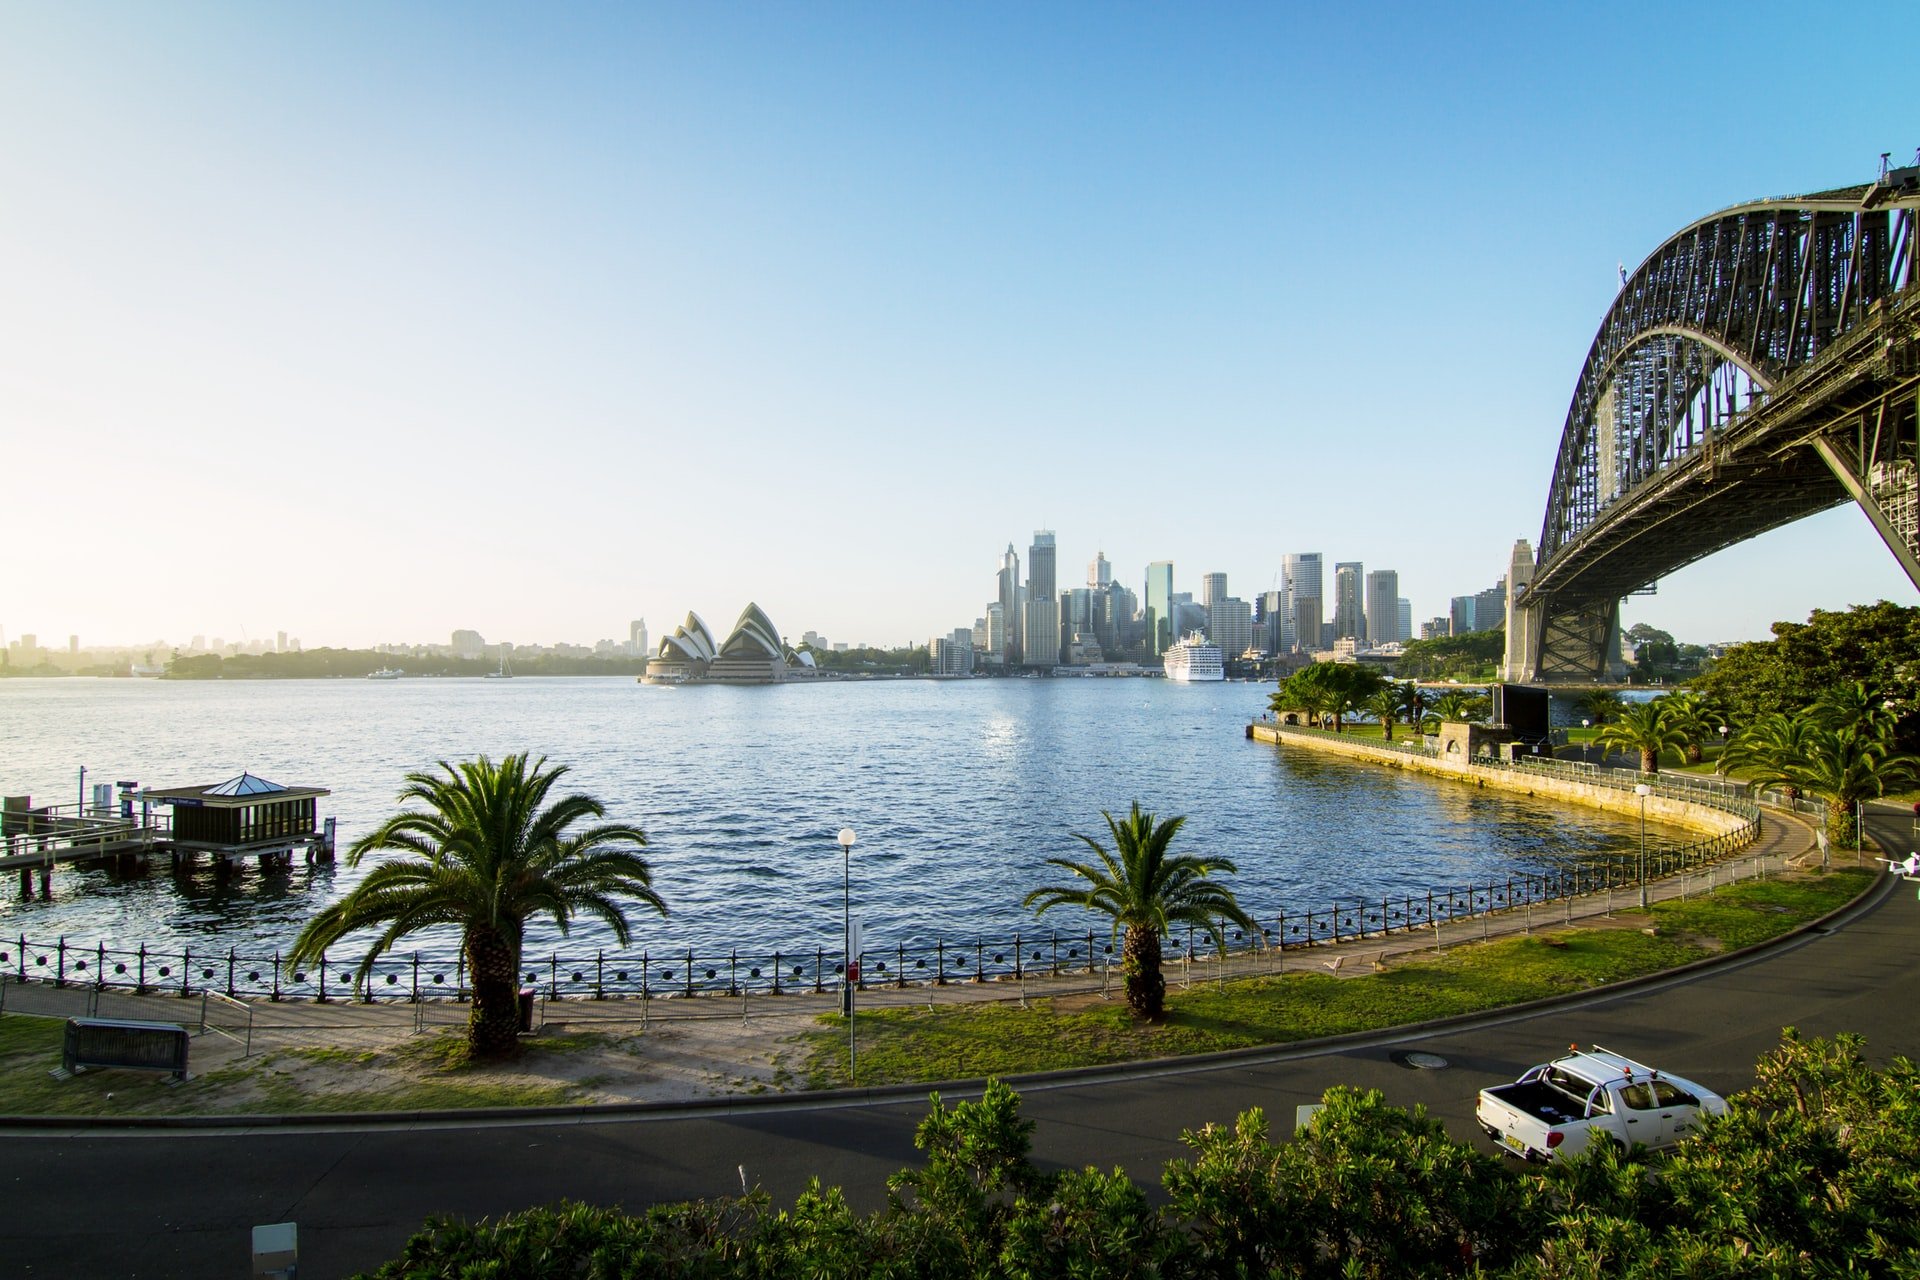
[204,772,287,797]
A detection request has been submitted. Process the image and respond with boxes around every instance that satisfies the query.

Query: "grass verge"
[795,869,1871,1089]
[0,1021,596,1118]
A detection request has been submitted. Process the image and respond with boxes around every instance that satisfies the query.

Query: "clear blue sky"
[4,2,1915,651]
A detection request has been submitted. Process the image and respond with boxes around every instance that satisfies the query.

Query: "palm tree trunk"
[1641,748,1658,774]
[1382,718,1394,743]
[1826,797,1858,851]
[1121,924,1165,1020]
[466,924,522,1057]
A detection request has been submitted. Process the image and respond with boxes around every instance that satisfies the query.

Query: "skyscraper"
[1364,570,1398,647]
[1256,589,1286,654]
[629,618,648,657]
[1282,552,1322,653]
[1397,598,1412,644]
[1209,596,1252,658]
[1025,531,1059,667]
[1333,561,1365,641]
[1144,561,1174,656]
[1088,550,1111,588]
[1201,572,1228,608]
[997,544,1022,666]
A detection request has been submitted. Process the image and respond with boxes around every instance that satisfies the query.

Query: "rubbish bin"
[517,987,537,1033]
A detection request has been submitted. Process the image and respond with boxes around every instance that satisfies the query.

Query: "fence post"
[410,953,419,1004]
[96,941,106,991]
[685,947,694,998]
[641,951,649,1026]
[137,943,147,994]
[274,951,283,1003]
[936,940,946,986]
[771,949,781,996]
[226,946,237,998]
[55,937,66,988]
[974,937,984,983]
[1013,933,1022,980]
[318,951,328,1004]
[549,954,558,1003]
[815,948,824,994]
[728,949,738,998]
[896,943,906,989]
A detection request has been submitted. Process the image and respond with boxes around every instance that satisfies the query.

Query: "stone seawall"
[1246,723,1746,837]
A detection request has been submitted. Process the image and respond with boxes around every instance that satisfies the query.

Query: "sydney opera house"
[641,603,816,685]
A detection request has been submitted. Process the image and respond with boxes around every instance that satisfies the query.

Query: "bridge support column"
[1506,593,1625,684]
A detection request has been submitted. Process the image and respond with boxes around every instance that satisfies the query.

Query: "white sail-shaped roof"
[659,611,718,663]
[719,603,782,661]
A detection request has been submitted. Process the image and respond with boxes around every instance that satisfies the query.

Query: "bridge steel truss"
[1507,172,1920,683]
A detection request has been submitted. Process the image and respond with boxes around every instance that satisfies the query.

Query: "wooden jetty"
[3,772,333,900]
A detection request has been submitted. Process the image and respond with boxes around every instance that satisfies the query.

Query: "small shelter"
[141,772,332,865]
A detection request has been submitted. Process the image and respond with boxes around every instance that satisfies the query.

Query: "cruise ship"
[1161,632,1224,682]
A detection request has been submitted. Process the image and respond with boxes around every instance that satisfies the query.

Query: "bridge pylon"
[1502,539,1628,684]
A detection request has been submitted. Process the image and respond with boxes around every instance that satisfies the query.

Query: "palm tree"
[288,754,664,1057]
[1363,686,1406,742]
[1592,699,1689,774]
[1727,718,1919,849]
[1659,691,1724,765]
[1430,690,1486,724]
[1718,712,1817,805]
[1577,690,1627,725]
[1023,804,1255,1020]
[1808,681,1898,744]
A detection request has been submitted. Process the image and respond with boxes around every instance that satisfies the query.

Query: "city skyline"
[5,5,1916,652]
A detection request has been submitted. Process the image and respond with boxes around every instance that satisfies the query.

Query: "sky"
[3,2,1916,653]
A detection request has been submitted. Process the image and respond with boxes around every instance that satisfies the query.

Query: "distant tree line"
[796,644,931,674]
[161,648,648,679]
[363,1029,1920,1279]
[1393,628,1505,680]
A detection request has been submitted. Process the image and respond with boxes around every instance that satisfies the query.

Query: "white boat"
[484,646,514,679]
[366,667,403,680]
[1162,632,1224,683]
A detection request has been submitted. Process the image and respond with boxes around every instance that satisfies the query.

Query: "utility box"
[62,1018,190,1081]
[252,1221,297,1278]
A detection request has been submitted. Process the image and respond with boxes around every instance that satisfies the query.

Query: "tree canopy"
[1692,602,1920,750]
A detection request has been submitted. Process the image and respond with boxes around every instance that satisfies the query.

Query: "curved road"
[7,807,1917,1279]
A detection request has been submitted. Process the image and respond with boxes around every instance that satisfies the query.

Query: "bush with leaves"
[360,1033,1920,1280]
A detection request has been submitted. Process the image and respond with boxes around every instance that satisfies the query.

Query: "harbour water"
[0,677,1663,961]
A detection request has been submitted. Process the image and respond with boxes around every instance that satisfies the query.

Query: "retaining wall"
[1247,722,1746,836]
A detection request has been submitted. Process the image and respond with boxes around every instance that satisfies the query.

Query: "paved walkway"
[0,802,1833,1105]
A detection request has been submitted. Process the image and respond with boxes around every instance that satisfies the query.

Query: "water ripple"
[0,678,1668,958]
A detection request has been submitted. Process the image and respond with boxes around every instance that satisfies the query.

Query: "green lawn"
[0,1020,593,1117]
[796,869,1871,1088]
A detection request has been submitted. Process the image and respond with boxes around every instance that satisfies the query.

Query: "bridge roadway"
[4,806,1917,1280]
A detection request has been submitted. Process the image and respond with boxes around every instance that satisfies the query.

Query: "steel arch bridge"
[1504,165,1920,683]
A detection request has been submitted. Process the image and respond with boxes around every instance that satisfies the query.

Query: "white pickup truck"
[1476,1045,1728,1161]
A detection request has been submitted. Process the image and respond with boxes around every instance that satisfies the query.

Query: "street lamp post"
[1581,719,1591,764]
[836,827,857,1083]
[1634,783,1651,910]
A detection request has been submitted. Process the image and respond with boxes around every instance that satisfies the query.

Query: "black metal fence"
[2,804,1761,1005]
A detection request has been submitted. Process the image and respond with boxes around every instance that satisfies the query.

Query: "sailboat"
[484,645,514,679]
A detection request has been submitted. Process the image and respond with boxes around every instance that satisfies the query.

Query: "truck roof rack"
[1583,1044,1659,1079]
